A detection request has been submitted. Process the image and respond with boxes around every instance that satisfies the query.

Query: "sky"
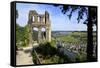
[16,3,96,31]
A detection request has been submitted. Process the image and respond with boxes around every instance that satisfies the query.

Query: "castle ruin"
[28,10,51,46]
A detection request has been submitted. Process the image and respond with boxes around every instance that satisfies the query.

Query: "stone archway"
[28,10,51,46]
[33,27,38,42]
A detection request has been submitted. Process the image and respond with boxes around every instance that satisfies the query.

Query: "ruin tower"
[28,10,51,46]
[45,11,51,42]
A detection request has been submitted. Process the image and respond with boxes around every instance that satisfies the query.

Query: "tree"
[16,24,29,47]
[16,23,21,43]
[16,10,18,19]
[87,7,97,61]
[53,4,97,61]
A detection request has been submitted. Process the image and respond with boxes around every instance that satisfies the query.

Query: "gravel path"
[16,47,34,65]
[16,43,39,65]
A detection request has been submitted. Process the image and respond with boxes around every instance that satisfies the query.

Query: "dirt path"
[16,47,34,65]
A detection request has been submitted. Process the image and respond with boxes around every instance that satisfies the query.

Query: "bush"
[75,53,87,62]
[32,52,37,64]
[35,42,57,57]
[32,42,76,64]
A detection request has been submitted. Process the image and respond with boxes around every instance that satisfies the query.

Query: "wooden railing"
[33,49,42,64]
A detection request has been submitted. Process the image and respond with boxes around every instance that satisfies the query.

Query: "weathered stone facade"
[28,10,51,46]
